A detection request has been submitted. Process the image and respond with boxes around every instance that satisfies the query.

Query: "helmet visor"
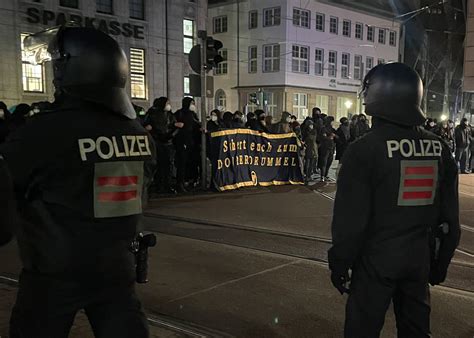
[23,27,61,65]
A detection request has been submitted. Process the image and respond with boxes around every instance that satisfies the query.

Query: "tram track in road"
[142,212,474,295]
[0,275,231,338]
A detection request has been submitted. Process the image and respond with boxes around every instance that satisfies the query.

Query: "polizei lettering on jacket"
[386,139,442,158]
[78,135,151,161]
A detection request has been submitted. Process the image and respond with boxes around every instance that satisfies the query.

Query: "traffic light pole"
[199,30,208,190]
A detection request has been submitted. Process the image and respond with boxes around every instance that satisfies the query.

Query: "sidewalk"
[0,281,184,338]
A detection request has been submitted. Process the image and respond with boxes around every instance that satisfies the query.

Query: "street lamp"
[440,114,447,121]
[345,100,353,109]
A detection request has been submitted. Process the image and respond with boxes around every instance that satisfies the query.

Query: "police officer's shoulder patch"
[398,160,438,206]
[93,161,144,218]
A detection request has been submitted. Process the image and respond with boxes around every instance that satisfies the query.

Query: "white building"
[208,0,402,121]
[0,0,207,111]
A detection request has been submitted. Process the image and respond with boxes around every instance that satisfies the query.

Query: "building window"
[378,28,386,44]
[354,55,362,80]
[355,22,363,40]
[130,48,146,99]
[366,56,374,73]
[315,13,325,32]
[263,44,280,72]
[330,16,338,34]
[293,8,310,28]
[96,0,113,14]
[213,16,228,34]
[264,92,277,115]
[184,76,190,95]
[129,0,144,20]
[293,93,308,120]
[263,7,281,27]
[378,58,385,65]
[389,30,397,46]
[292,45,309,73]
[249,46,257,73]
[367,26,374,42]
[214,49,228,75]
[329,51,337,77]
[183,19,194,54]
[342,20,351,37]
[215,89,226,110]
[341,53,350,79]
[315,48,324,76]
[60,0,78,8]
[316,95,329,115]
[21,34,44,93]
[249,10,258,29]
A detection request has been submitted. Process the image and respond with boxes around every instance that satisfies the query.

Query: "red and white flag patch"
[93,161,144,218]
[398,160,438,206]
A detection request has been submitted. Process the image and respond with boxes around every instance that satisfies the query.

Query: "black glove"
[429,264,448,286]
[330,269,351,295]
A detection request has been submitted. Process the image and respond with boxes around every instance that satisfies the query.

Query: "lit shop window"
[184,76,190,95]
[183,19,194,54]
[21,34,44,93]
[315,95,329,115]
[130,48,146,99]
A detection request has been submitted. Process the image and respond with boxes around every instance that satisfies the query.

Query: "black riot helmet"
[24,26,135,119]
[361,62,425,126]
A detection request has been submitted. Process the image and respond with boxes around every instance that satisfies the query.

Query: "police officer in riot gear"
[0,156,14,246]
[328,63,460,337]
[0,26,155,337]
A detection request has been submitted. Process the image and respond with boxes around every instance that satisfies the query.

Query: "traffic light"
[206,37,224,70]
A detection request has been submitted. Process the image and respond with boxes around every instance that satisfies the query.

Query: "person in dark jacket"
[174,97,201,192]
[233,111,245,128]
[144,97,181,193]
[424,117,436,132]
[318,116,337,182]
[222,111,234,129]
[335,117,351,176]
[245,111,256,129]
[0,155,14,246]
[2,26,155,338]
[8,103,29,135]
[248,109,269,132]
[302,120,318,184]
[434,120,455,153]
[207,109,221,133]
[329,63,460,338]
[270,111,292,134]
[454,118,471,173]
[0,102,10,144]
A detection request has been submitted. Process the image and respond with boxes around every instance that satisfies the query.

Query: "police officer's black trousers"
[454,146,469,172]
[10,270,149,338]
[345,258,431,338]
[175,143,189,187]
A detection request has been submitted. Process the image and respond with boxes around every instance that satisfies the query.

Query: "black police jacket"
[0,99,156,285]
[0,156,14,246]
[328,119,460,281]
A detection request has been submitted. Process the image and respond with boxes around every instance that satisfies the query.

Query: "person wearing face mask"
[144,97,181,194]
[233,111,245,128]
[454,118,471,173]
[249,109,269,132]
[270,111,292,134]
[207,109,221,133]
[0,102,11,144]
[335,117,351,177]
[173,97,201,192]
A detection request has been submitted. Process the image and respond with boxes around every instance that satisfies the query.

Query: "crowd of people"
[1,98,473,193]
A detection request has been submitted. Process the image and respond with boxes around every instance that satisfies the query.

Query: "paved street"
[0,174,473,337]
